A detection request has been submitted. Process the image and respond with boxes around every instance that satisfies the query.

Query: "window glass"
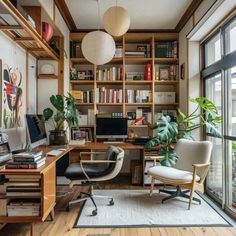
[225,18,236,54]
[227,66,236,136]
[205,33,221,67]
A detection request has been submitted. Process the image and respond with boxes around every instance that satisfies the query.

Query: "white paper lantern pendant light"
[81,0,116,65]
[103,1,130,37]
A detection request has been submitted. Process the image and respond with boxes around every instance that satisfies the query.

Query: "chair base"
[160,186,201,205]
[66,185,114,216]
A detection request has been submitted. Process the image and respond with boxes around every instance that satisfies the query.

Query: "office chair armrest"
[147,155,164,165]
[192,163,211,168]
[79,152,106,159]
[192,163,211,184]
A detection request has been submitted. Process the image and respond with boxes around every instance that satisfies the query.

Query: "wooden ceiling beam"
[175,0,204,32]
[54,0,77,31]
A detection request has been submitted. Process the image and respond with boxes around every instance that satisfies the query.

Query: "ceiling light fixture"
[103,0,130,37]
[81,0,115,65]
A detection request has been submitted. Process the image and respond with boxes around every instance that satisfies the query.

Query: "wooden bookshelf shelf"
[96,81,123,84]
[70,80,94,84]
[154,103,179,106]
[74,103,94,106]
[128,125,149,128]
[125,57,153,64]
[155,58,178,63]
[38,74,58,79]
[125,103,152,106]
[0,0,59,60]
[125,80,152,84]
[97,103,123,106]
[70,58,90,64]
[155,80,179,85]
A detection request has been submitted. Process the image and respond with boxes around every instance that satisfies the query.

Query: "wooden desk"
[0,142,148,235]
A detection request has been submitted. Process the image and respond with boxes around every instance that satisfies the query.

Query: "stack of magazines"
[6,151,46,169]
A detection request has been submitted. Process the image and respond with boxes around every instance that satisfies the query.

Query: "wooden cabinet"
[70,32,179,141]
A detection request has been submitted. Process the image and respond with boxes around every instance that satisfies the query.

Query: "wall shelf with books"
[70,32,179,142]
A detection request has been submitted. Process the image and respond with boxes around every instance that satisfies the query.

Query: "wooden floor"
[1,177,236,236]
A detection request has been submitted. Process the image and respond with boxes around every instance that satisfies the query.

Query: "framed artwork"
[180,63,185,80]
[2,63,23,128]
[159,67,170,80]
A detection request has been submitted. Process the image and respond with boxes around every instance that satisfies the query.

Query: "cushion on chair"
[148,166,200,182]
[65,162,112,180]
[65,146,121,180]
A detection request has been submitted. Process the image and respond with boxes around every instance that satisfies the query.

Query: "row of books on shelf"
[77,109,94,126]
[155,41,178,58]
[70,68,93,80]
[155,65,179,81]
[154,92,176,104]
[96,87,123,103]
[5,150,45,169]
[0,198,40,217]
[71,90,93,103]
[125,90,152,103]
[97,67,123,81]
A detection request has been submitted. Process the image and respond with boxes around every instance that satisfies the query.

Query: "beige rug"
[74,189,231,227]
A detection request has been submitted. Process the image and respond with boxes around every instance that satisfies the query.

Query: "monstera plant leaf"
[150,115,178,144]
[158,148,178,167]
[50,94,64,112]
[145,136,160,148]
[43,108,53,121]
[190,97,218,113]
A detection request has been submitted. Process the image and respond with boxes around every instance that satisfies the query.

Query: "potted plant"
[43,93,78,145]
[145,97,222,166]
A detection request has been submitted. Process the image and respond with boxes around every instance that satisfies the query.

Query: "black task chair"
[65,146,124,215]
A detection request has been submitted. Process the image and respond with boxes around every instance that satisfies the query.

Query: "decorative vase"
[42,22,53,42]
[49,130,67,146]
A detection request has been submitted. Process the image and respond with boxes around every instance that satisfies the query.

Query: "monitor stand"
[103,138,124,144]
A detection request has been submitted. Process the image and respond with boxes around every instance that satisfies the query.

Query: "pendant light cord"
[97,0,100,31]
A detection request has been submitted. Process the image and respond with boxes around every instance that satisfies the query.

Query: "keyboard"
[46,149,63,156]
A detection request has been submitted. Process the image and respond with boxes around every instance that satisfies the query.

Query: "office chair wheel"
[92,209,97,216]
[109,199,114,206]
[66,205,70,212]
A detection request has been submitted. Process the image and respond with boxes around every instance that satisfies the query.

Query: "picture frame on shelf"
[79,127,93,141]
[77,71,86,80]
[159,67,170,80]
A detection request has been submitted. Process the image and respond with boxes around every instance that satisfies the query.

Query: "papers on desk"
[46,150,63,156]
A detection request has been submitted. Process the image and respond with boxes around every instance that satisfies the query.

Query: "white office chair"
[65,146,124,215]
[148,139,212,209]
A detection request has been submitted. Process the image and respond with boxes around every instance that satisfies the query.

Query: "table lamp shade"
[81,31,116,65]
[103,6,130,37]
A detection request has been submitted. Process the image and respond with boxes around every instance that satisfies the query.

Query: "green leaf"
[50,95,64,112]
[182,131,195,140]
[158,148,178,167]
[190,97,217,113]
[43,108,53,121]
[177,108,186,123]
[145,137,160,148]
[205,121,222,138]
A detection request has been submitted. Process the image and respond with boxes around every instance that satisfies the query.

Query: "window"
[204,33,221,67]
[225,17,236,55]
[202,14,236,215]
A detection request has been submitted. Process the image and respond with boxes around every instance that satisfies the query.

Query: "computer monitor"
[96,118,128,139]
[25,114,47,148]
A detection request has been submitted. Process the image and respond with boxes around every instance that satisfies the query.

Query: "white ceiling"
[65,0,193,30]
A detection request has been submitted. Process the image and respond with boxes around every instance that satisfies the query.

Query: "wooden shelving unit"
[70,32,179,141]
[0,0,59,60]
[37,74,58,79]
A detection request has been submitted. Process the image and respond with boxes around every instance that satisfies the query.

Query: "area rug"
[74,189,231,228]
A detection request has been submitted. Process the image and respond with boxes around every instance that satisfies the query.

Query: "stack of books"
[7,198,40,216]
[6,151,46,169]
